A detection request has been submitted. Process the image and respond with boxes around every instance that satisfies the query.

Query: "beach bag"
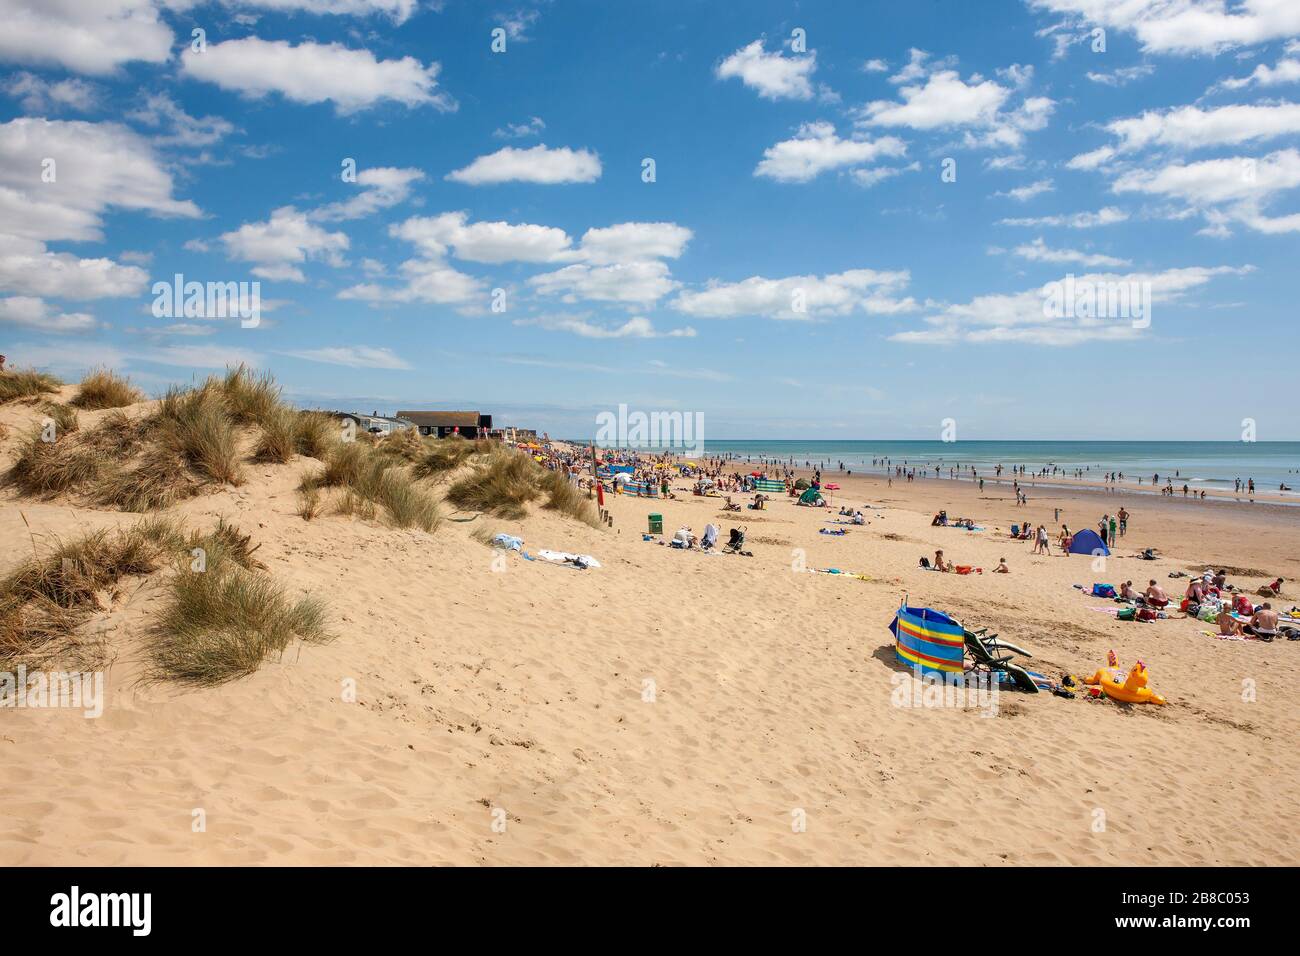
[955,565,973,575]
[1116,607,1137,621]
[918,557,931,569]
[1137,608,1158,622]
[1185,602,1200,618]
[1092,584,1117,598]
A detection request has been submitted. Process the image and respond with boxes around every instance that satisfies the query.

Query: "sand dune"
[2,394,1297,865]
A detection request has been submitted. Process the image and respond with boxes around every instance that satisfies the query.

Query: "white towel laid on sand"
[535,550,602,569]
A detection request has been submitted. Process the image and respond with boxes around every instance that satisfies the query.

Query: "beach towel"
[1091,584,1117,598]
[819,528,848,536]
[535,550,601,569]
[492,533,524,551]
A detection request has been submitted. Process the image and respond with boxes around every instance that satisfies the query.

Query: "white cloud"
[338,258,484,306]
[673,269,915,320]
[219,206,349,282]
[126,91,236,148]
[1011,237,1131,267]
[0,0,172,75]
[515,314,697,339]
[577,222,692,264]
[997,178,1055,201]
[493,116,545,139]
[498,8,541,41]
[392,211,574,263]
[181,38,454,114]
[282,345,412,369]
[1112,147,1300,233]
[313,166,424,221]
[999,206,1130,228]
[716,39,817,101]
[1079,102,1300,162]
[754,121,907,183]
[0,295,96,332]
[0,234,148,299]
[1214,41,1300,89]
[863,58,889,73]
[217,1,418,22]
[892,265,1252,346]
[5,72,100,112]
[0,118,200,243]
[858,69,1010,130]
[528,261,679,307]
[1028,0,1300,55]
[445,144,601,185]
[1086,64,1155,86]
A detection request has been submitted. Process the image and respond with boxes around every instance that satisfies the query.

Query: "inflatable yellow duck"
[1084,653,1167,705]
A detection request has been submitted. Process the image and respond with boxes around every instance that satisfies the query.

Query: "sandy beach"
[3,388,1297,867]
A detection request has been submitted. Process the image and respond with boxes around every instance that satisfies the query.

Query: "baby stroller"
[723,527,752,556]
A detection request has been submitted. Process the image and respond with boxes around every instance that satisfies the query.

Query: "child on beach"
[994,557,1010,573]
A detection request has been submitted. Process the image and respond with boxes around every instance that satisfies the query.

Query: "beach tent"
[891,604,965,678]
[798,488,824,505]
[1067,528,1110,556]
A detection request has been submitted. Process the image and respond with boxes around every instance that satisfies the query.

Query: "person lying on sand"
[1217,607,1244,637]
[994,557,1010,573]
[934,550,951,573]
[1119,580,1139,602]
[1144,580,1170,608]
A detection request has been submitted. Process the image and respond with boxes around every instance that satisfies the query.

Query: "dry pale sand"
[2,394,1298,866]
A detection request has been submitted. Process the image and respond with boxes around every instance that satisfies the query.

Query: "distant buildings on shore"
[329,408,538,442]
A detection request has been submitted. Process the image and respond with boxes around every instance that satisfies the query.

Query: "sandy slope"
[2,399,1297,865]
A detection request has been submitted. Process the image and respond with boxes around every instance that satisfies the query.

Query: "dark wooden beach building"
[396,410,493,439]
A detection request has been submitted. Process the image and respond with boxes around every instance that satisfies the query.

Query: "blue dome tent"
[1067,528,1110,556]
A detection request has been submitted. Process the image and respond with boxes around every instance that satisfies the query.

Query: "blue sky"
[2,0,1299,439]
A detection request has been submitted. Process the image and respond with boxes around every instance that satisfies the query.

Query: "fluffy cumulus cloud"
[338,258,484,307]
[997,178,1055,201]
[853,50,1054,150]
[1028,0,1300,56]
[0,295,97,332]
[181,38,454,114]
[445,144,601,185]
[219,206,350,282]
[0,0,173,75]
[577,222,692,264]
[1112,148,1300,234]
[392,212,575,264]
[313,167,425,221]
[528,261,680,307]
[673,269,917,320]
[0,234,148,299]
[0,118,200,243]
[891,266,1252,346]
[126,91,237,149]
[716,39,817,101]
[754,121,908,183]
[1073,102,1300,165]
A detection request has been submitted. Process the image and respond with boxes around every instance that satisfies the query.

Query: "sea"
[581,440,1300,498]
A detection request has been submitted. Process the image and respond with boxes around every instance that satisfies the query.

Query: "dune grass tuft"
[302,440,439,531]
[294,411,338,459]
[145,526,329,686]
[219,364,283,426]
[0,368,61,404]
[71,368,143,410]
[0,518,184,670]
[151,383,243,485]
[447,448,597,525]
[412,436,491,481]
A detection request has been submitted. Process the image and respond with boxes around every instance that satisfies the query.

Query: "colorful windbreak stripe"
[753,479,786,493]
[891,606,966,676]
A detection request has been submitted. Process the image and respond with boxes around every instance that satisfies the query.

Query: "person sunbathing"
[1144,580,1170,608]
[934,550,951,573]
[1186,579,1206,603]
[1119,580,1138,602]
[993,557,1010,573]
[1216,607,1244,637]
[851,512,866,525]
